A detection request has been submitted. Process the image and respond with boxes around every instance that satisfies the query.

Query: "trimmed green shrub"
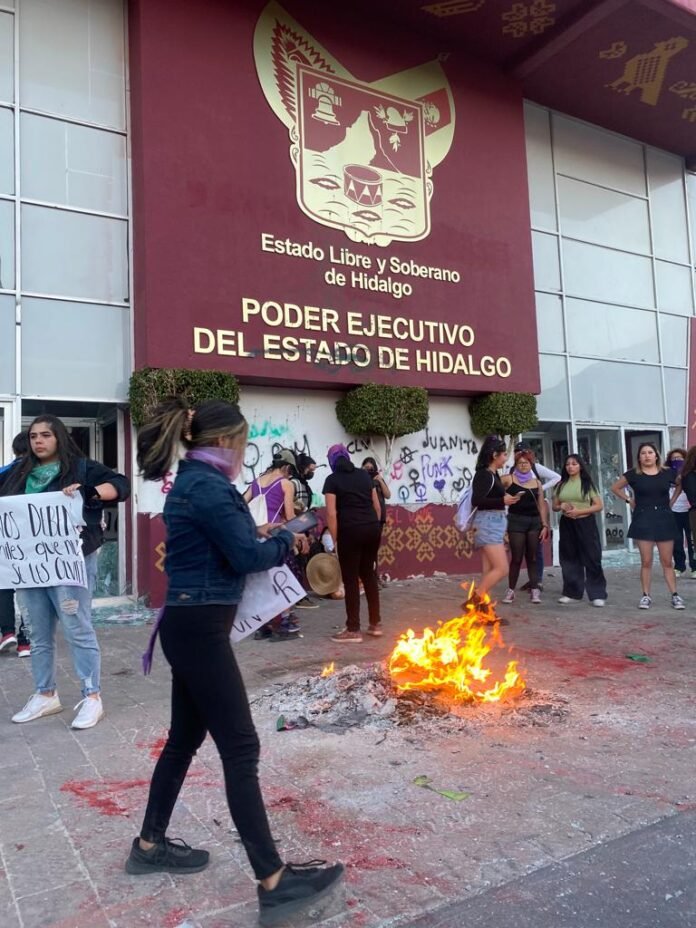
[336,383,429,464]
[128,367,240,427]
[469,392,537,447]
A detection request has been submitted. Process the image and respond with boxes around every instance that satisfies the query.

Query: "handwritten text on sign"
[0,492,86,589]
[230,565,305,643]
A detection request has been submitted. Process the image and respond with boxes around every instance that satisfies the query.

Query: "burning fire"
[387,588,525,703]
[321,662,336,678]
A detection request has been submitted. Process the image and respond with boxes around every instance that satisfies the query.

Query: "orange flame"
[321,662,336,677]
[387,586,525,703]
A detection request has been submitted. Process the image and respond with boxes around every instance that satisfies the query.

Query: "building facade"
[0,0,694,600]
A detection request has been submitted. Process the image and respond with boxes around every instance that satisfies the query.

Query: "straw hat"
[306,553,342,596]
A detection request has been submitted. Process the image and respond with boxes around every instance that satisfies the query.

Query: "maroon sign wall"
[128,0,539,396]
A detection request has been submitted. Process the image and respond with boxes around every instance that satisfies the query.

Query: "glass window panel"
[0,293,14,393]
[532,231,560,291]
[659,314,688,367]
[552,115,645,195]
[687,173,696,261]
[0,107,12,194]
[647,149,689,264]
[557,176,650,253]
[655,260,693,316]
[562,240,654,308]
[0,198,14,289]
[570,358,664,423]
[537,354,569,420]
[21,298,129,399]
[524,103,556,231]
[21,114,127,213]
[21,205,128,302]
[566,299,658,362]
[0,11,13,103]
[665,368,687,426]
[20,0,125,129]
[535,292,564,352]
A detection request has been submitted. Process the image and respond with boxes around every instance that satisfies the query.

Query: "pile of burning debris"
[264,589,569,734]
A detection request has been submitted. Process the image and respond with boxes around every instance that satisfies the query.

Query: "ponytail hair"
[137,397,247,480]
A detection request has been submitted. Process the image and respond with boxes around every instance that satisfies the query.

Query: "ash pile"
[262,663,569,735]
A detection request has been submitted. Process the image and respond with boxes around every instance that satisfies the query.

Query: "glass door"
[577,428,627,549]
[0,402,15,466]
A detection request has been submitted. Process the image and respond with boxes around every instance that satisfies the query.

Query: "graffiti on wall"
[137,401,479,514]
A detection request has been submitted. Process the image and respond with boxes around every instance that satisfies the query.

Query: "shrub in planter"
[336,383,429,465]
[469,392,537,451]
[129,367,240,428]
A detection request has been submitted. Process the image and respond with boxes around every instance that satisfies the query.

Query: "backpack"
[454,472,494,533]
[247,478,284,527]
[454,486,476,532]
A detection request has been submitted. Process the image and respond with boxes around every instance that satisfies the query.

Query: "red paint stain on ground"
[162,908,189,928]
[136,735,168,760]
[521,647,647,678]
[60,777,151,817]
[348,855,406,871]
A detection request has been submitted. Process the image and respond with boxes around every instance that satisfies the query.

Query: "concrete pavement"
[1,564,696,927]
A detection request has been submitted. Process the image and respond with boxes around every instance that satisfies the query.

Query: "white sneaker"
[71,696,104,730]
[558,596,579,604]
[502,588,515,604]
[12,692,63,724]
[638,594,651,609]
[591,599,605,607]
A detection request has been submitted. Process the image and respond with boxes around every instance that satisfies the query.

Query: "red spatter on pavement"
[348,855,406,871]
[521,647,645,677]
[162,907,189,928]
[136,735,168,760]
[60,777,150,816]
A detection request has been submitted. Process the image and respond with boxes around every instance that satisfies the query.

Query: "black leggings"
[507,517,541,590]
[337,522,382,631]
[139,605,282,880]
[0,588,30,644]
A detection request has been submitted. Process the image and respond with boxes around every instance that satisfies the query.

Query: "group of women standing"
[471,436,695,611]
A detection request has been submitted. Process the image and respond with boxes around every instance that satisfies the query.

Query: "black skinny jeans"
[672,510,695,572]
[139,604,282,880]
[337,521,382,631]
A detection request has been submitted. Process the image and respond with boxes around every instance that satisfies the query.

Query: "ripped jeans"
[16,552,100,698]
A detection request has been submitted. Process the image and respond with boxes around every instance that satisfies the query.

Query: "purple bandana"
[186,446,243,481]
[327,443,350,472]
[512,468,534,484]
[142,606,165,675]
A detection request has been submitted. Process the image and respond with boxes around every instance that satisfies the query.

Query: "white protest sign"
[230,564,305,643]
[0,492,86,589]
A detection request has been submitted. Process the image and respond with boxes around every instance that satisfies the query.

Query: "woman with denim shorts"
[470,436,520,599]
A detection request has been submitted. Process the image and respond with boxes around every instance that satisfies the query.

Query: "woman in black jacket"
[0,415,130,729]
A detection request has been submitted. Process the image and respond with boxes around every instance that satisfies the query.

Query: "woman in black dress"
[611,443,685,610]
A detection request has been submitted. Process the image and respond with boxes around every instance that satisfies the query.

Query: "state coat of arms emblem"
[254,3,456,247]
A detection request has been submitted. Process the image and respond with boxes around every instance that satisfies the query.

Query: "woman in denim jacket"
[126,398,343,927]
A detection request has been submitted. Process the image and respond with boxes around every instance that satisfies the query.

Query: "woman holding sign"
[127,399,343,926]
[0,415,130,729]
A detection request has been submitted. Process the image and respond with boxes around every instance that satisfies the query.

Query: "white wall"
[137,386,481,513]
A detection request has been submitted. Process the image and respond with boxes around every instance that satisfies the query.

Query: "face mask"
[671,459,684,472]
[365,467,376,476]
[304,471,315,480]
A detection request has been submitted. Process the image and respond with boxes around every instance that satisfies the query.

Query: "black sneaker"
[125,837,210,875]
[254,624,273,640]
[258,860,344,926]
[295,596,320,609]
